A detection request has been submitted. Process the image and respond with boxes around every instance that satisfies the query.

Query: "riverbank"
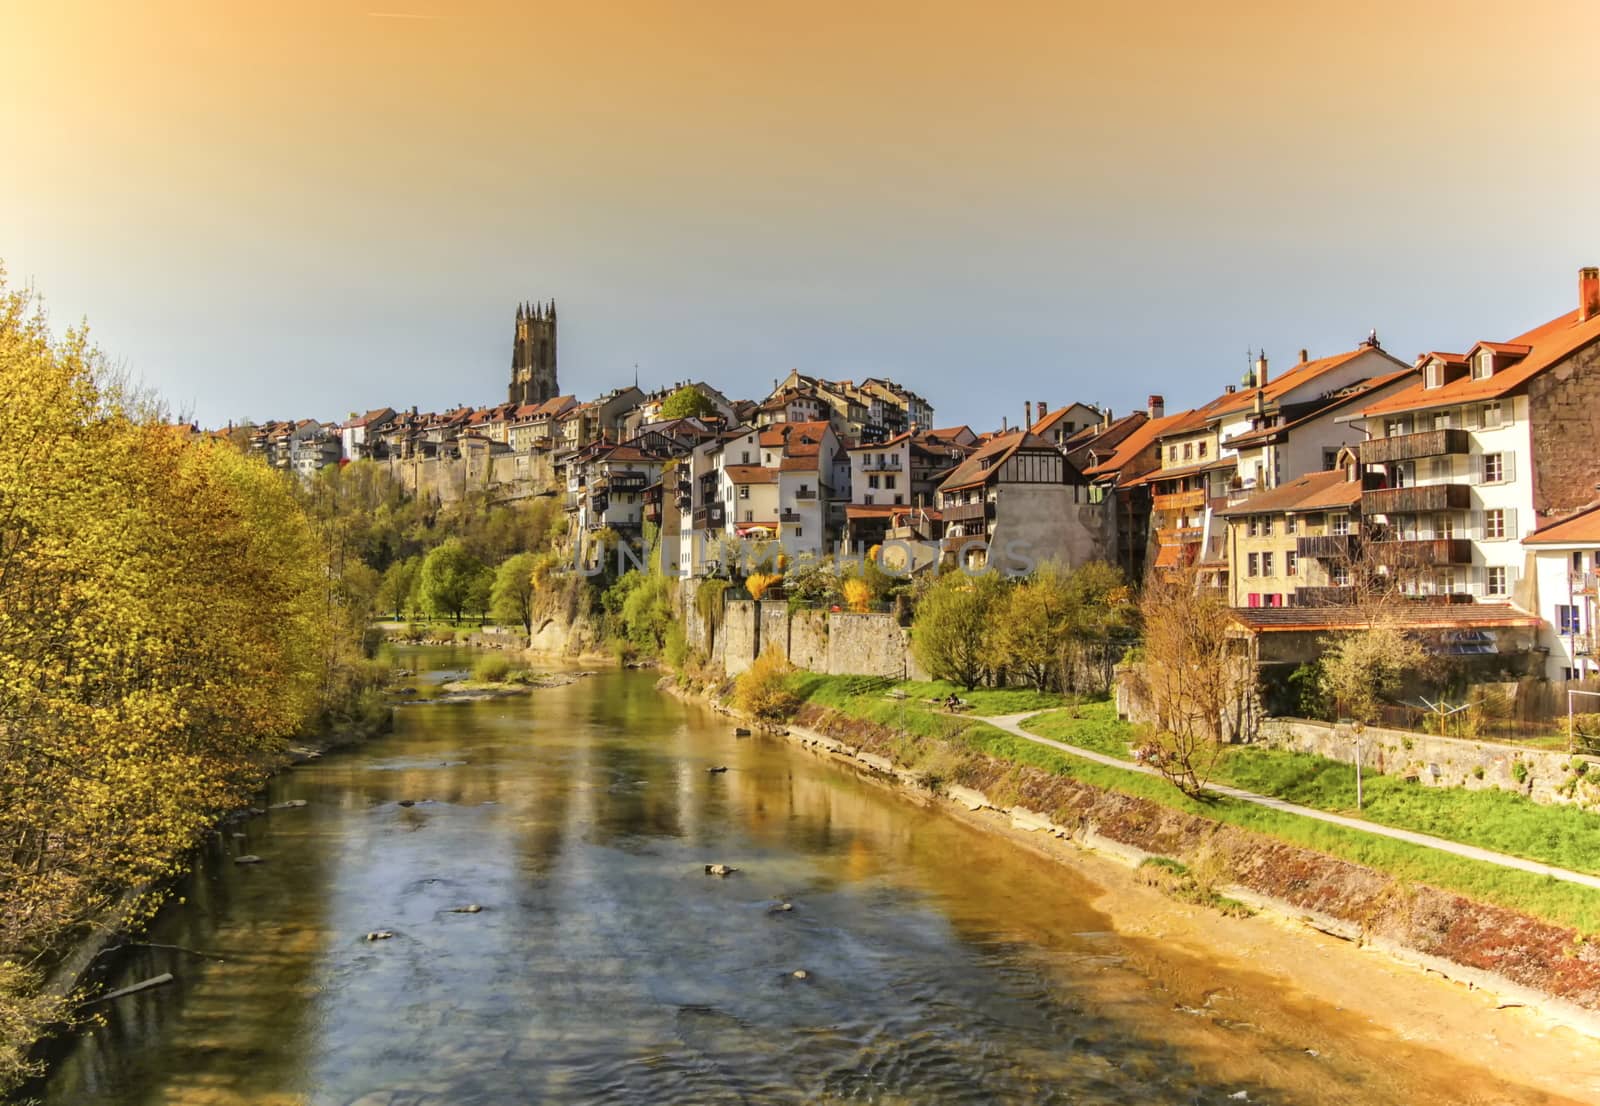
[662,675,1600,1102]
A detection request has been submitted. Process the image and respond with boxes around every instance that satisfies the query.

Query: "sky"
[3,0,1599,430]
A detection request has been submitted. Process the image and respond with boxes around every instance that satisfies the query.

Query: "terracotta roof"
[1207,347,1376,419]
[1131,457,1216,486]
[725,465,776,484]
[1223,368,1417,449]
[846,431,912,452]
[937,430,1065,493]
[1229,603,1540,633]
[1082,409,1195,484]
[779,456,820,472]
[1362,308,1600,418]
[1525,503,1600,545]
[1216,469,1363,517]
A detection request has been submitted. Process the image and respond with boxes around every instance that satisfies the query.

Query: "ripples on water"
[34,648,1575,1106]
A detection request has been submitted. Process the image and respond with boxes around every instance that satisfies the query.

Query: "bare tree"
[1126,565,1255,795]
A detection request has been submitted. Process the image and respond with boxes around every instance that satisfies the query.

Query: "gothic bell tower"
[509,300,558,405]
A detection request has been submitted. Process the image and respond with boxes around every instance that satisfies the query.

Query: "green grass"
[784,675,1600,933]
[1211,745,1600,878]
[1020,701,1140,760]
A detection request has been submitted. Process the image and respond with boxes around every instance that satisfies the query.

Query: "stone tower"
[509,300,558,406]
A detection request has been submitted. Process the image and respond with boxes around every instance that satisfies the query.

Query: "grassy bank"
[785,675,1600,932]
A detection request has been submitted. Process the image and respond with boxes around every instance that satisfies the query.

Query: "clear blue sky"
[3,0,1598,430]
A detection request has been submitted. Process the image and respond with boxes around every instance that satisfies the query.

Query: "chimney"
[1102,407,1112,429]
[1254,353,1270,388]
[1147,394,1164,419]
[1037,400,1047,421]
[1024,401,1033,427]
[1581,267,1600,322]
[1299,348,1308,364]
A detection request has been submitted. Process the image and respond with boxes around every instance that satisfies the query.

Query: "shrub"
[734,647,799,722]
[472,653,512,682]
[842,577,872,613]
[745,572,783,601]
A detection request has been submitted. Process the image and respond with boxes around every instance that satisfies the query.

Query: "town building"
[1523,504,1600,680]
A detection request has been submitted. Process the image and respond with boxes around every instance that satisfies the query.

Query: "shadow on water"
[30,646,1587,1106]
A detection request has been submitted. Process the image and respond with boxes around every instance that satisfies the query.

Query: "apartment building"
[1216,464,1366,607]
[1353,268,1600,606]
[1522,505,1600,680]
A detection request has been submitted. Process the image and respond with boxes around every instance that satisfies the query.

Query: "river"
[35,647,1585,1105]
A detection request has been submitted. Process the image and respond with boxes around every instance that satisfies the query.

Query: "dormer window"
[1473,349,1494,380]
[1425,360,1445,389]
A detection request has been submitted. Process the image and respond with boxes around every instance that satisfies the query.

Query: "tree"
[490,552,539,635]
[1319,625,1425,724]
[417,538,482,623]
[465,565,495,624]
[658,384,719,420]
[911,571,1007,689]
[377,556,420,621]
[1126,567,1253,795]
[993,562,1074,690]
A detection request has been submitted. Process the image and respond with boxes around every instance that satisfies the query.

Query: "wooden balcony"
[1296,534,1358,560]
[1361,482,1471,516]
[1359,428,1470,465]
[1295,586,1356,607]
[1156,526,1204,545]
[940,500,991,524]
[608,471,648,491]
[1369,537,1473,567]
[1153,488,1206,512]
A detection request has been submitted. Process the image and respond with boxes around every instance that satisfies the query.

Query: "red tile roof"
[1525,503,1600,545]
[1081,409,1196,485]
[1215,469,1363,517]
[725,465,776,484]
[1362,308,1600,418]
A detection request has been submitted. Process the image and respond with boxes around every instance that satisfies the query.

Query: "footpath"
[979,711,1600,893]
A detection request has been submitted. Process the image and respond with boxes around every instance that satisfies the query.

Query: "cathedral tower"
[509,300,559,405]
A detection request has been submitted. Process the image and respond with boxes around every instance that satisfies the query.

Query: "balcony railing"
[609,471,648,490]
[780,509,802,523]
[1571,571,1600,596]
[859,457,903,472]
[1359,428,1470,465]
[1369,537,1473,567]
[1153,488,1206,512]
[1295,586,1356,607]
[940,500,991,524]
[1361,482,1471,516]
[792,487,818,500]
[1296,534,1358,559]
[1156,526,1204,545]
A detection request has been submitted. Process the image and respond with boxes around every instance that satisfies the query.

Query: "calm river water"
[35,647,1579,1105]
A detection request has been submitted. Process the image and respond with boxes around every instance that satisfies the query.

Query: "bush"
[473,653,512,682]
[734,647,799,722]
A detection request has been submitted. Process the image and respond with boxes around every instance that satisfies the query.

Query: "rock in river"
[704,863,738,877]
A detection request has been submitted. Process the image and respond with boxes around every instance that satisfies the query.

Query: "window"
[1331,564,1351,587]
[1323,448,1341,470]
[1247,552,1260,577]
[863,494,874,505]
[794,526,803,538]
[1247,593,1261,608]
[885,475,897,489]
[1435,514,1454,539]
[1431,410,1452,430]
[739,486,750,500]
[1330,513,1349,536]
[893,494,903,505]
[1183,443,1194,460]
[1285,515,1297,535]
[1247,517,1261,537]
[1198,441,1209,458]
[1486,566,1508,596]
[1267,593,1284,608]
[1286,551,1298,577]
[1484,508,1505,539]
[1385,418,1410,438]
[744,510,753,523]
[1168,445,1178,461]
[1482,453,1504,483]
[867,475,879,489]
[741,451,751,463]
[1425,361,1443,389]
[1481,402,1503,429]
[1262,552,1275,576]
[1474,349,1494,380]
[1558,605,1582,635]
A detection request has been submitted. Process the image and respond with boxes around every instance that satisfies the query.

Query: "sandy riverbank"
[664,679,1600,1103]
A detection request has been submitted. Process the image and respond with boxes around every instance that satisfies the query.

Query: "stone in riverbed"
[234,855,264,865]
[790,969,810,981]
[768,902,794,914]
[364,930,395,941]
[703,863,738,877]
[270,799,308,810]
[706,765,728,774]
[734,727,752,737]
[448,904,483,914]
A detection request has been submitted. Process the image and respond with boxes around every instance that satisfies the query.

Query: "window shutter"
[1463,405,1482,430]
[1503,452,1516,483]
[1468,510,1484,541]
[1468,454,1484,485]
[1505,507,1518,539]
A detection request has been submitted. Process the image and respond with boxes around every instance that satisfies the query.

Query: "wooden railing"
[1359,428,1470,465]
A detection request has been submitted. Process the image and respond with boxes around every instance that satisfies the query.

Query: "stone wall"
[759,601,789,661]
[789,610,829,671]
[385,452,554,505]
[825,612,912,678]
[1527,338,1600,516]
[722,599,758,676]
[1258,717,1600,809]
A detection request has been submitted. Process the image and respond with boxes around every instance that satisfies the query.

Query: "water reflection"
[37,647,1580,1106]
